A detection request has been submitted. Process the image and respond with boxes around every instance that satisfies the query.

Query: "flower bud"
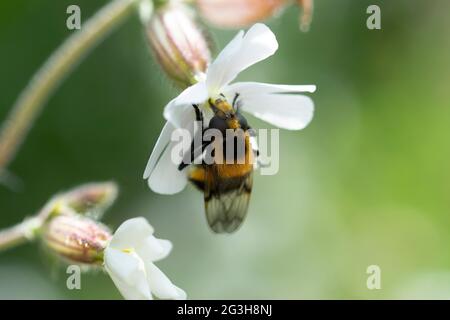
[195,0,314,32]
[145,2,212,88]
[42,213,111,265]
[195,0,287,28]
[62,182,118,218]
[297,0,314,32]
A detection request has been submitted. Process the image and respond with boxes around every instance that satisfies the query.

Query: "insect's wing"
[204,168,253,233]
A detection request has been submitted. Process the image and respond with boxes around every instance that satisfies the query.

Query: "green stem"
[0,216,42,251]
[0,0,138,175]
[0,196,62,251]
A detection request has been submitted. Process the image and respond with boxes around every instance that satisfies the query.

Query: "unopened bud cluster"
[38,182,117,265]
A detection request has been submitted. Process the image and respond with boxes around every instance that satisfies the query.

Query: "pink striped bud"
[42,213,111,265]
[195,0,286,28]
[145,2,212,88]
[195,0,314,32]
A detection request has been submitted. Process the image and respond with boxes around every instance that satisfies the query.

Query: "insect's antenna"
[232,93,240,111]
[192,104,204,126]
[235,100,243,113]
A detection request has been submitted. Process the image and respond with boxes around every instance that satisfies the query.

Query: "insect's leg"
[192,103,205,144]
[192,104,203,126]
[178,104,208,171]
[178,141,211,171]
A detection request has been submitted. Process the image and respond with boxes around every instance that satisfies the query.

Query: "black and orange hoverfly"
[178,94,257,233]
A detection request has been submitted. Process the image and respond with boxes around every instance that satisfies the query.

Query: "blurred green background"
[1,0,450,299]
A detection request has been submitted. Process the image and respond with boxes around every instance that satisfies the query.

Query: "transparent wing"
[204,169,253,233]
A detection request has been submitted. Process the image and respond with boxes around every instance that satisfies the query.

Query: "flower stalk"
[0,0,138,177]
[0,216,42,252]
[297,0,314,32]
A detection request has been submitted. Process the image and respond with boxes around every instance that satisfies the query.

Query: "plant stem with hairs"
[0,0,138,176]
[0,200,56,251]
[0,216,44,251]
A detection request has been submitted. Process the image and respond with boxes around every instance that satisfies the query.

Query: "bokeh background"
[1,0,450,299]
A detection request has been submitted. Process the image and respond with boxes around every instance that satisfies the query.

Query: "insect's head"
[208,98,249,132]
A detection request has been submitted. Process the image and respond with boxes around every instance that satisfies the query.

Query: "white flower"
[104,217,186,300]
[144,23,316,194]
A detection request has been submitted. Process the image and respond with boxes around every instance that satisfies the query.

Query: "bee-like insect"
[178,94,256,233]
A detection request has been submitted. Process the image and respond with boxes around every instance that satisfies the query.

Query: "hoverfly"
[178,94,257,233]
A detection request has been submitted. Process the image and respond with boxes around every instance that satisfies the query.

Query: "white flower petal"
[163,82,210,126]
[173,81,208,106]
[104,247,152,300]
[173,286,187,300]
[206,23,278,93]
[143,121,175,179]
[239,93,314,130]
[163,82,208,128]
[148,140,189,195]
[136,237,172,262]
[223,82,315,130]
[206,30,244,93]
[105,218,185,300]
[155,239,172,260]
[150,102,201,194]
[224,82,316,97]
[146,83,206,189]
[164,101,195,129]
[109,217,154,248]
[145,262,187,300]
[145,113,194,195]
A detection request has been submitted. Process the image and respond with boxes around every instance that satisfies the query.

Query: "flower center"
[121,248,134,254]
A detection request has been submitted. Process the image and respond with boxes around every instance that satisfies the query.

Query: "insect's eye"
[209,115,228,134]
[236,112,249,130]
